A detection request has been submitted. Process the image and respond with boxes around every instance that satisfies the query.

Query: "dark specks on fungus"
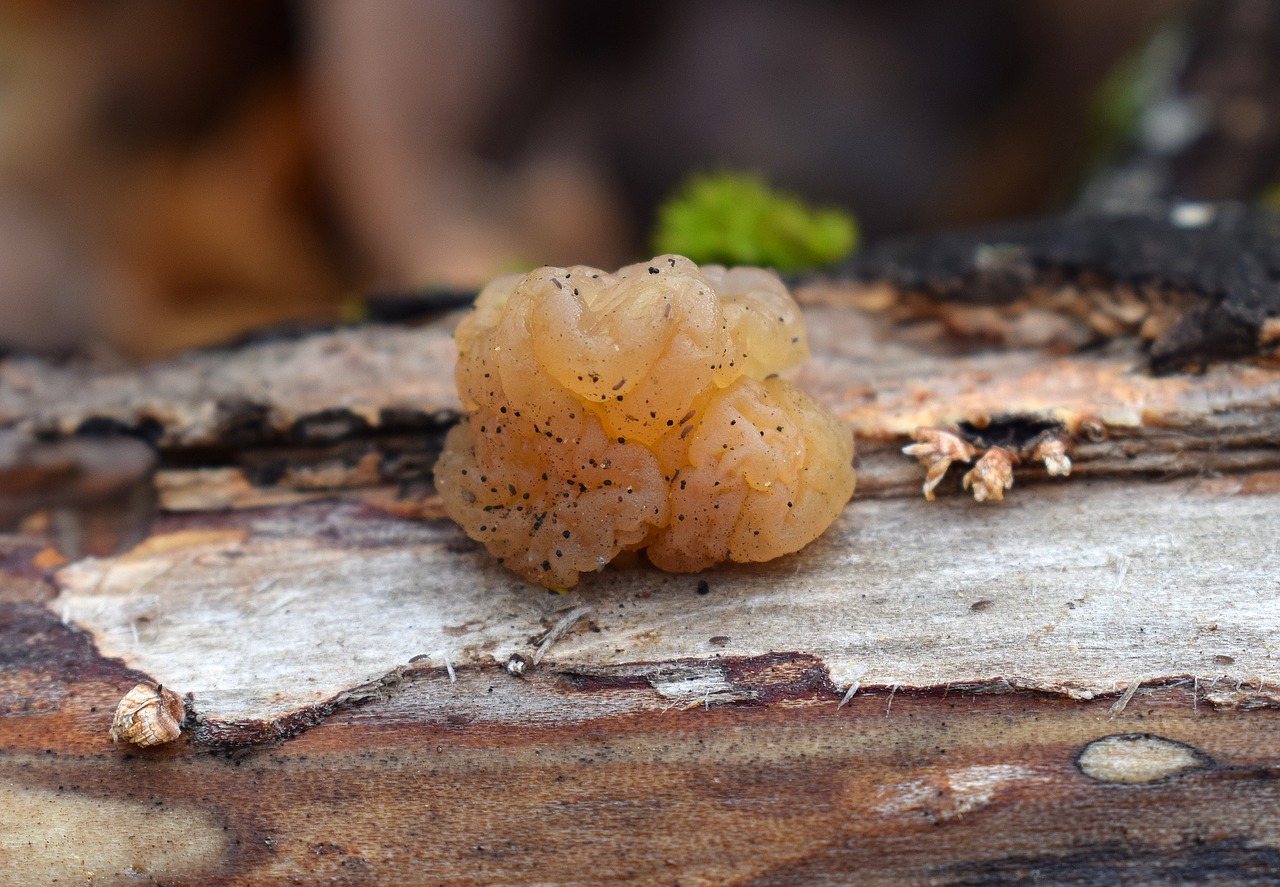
[433,255,856,588]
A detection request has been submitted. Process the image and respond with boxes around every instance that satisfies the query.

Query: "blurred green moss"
[1089,46,1146,161]
[1259,180,1280,211]
[1084,25,1185,172]
[653,171,858,270]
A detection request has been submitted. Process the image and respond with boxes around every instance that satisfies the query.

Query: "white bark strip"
[54,476,1280,724]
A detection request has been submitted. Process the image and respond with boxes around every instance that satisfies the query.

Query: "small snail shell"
[110,681,185,747]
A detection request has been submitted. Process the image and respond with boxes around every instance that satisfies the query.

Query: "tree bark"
[3,212,1280,883]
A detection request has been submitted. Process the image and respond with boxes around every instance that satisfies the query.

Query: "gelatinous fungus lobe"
[434,255,855,587]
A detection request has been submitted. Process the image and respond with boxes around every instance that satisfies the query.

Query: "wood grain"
[3,602,1280,885]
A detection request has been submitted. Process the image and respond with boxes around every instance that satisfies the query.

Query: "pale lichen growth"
[962,447,1017,503]
[902,428,976,501]
[906,425,1075,502]
[1032,436,1072,476]
[435,255,856,588]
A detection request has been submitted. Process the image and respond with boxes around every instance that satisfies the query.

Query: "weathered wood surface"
[3,253,1280,883]
[48,477,1280,734]
[3,303,1279,508]
[6,618,1280,886]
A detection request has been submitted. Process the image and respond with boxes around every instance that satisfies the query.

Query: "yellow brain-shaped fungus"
[434,255,855,588]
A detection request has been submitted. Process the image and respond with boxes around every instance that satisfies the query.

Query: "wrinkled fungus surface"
[434,255,855,588]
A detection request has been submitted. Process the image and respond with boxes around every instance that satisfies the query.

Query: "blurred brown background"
[0,0,1256,357]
